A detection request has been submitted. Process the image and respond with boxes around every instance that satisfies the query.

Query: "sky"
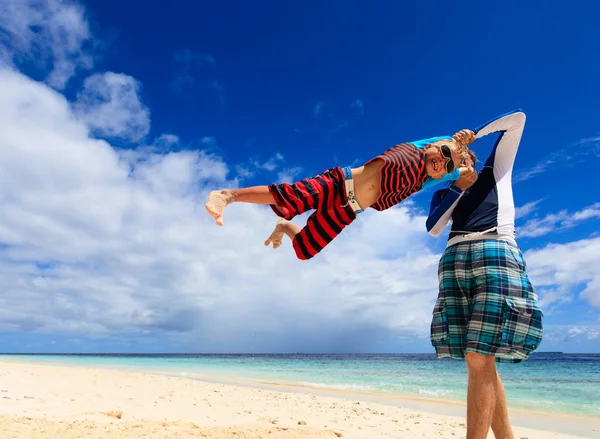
[0,0,599,354]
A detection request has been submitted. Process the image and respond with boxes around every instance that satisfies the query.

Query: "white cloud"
[515,199,543,219]
[235,165,255,179]
[525,237,600,309]
[541,325,600,343]
[251,153,284,172]
[537,288,573,313]
[314,101,325,118]
[514,155,563,183]
[351,99,364,114]
[572,203,600,221]
[234,153,294,180]
[518,203,600,238]
[154,134,179,146]
[205,79,226,105]
[335,121,351,131]
[235,152,288,178]
[73,72,151,143]
[568,327,600,340]
[277,167,303,183]
[0,0,94,89]
[0,66,449,352]
[515,136,600,183]
[1,0,598,355]
[2,65,600,353]
[518,212,566,238]
[576,136,600,145]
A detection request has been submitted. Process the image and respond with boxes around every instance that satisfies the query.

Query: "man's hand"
[452,129,475,148]
[454,167,478,191]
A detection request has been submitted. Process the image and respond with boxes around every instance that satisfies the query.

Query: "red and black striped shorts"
[268,167,357,260]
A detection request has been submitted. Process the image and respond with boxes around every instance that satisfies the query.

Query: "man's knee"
[465,352,496,373]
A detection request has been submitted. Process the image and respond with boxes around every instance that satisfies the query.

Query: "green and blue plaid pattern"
[430,239,544,364]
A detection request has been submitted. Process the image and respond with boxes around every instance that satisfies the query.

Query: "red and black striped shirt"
[365,142,428,211]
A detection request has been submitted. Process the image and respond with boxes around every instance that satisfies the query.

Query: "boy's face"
[424,141,464,179]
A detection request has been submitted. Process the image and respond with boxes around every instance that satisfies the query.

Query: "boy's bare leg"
[205,186,276,226]
[264,219,301,249]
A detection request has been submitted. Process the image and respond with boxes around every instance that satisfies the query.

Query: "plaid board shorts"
[430,239,544,363]
[268,167,358,260]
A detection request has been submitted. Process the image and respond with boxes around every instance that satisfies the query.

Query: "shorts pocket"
[501,297,544,352]
[430,298,449,346]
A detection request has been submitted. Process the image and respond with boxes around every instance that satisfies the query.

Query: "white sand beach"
[0,360,598,438]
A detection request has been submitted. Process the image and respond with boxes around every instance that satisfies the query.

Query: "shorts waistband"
[446,232,517,248]
[341,166,363,214]
[448,226,498,240]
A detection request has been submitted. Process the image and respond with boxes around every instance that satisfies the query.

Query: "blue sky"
[0,0,599,354]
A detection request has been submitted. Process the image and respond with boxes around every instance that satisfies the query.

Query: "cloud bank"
[0,0,598,354]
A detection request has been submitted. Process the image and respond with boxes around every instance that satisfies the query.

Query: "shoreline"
[157,370,600,434]
[2,355,594,421]
[0,358,598,438]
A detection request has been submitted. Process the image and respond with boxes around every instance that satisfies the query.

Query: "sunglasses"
[438,144,456,173]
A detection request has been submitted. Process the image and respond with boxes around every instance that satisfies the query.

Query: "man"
[205,130,474,260]
[426,110,544,439]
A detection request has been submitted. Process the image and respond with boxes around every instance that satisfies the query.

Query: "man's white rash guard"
[425,110,526,247]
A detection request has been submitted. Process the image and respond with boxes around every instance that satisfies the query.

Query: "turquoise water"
[2,353,598,418]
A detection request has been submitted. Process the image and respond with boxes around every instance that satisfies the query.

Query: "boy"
[206,130,475,260]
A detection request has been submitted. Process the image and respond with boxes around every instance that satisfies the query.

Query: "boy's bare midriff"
[350,158,384,209]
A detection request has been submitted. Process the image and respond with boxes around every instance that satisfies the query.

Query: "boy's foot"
[205,190,234,226]
[264,219,289,249]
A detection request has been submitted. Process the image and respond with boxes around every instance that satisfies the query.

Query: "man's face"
[425,141,463,179]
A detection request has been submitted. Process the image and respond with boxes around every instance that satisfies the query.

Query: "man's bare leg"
[264,219,301,249]
[465,352,498,439]
[205,186,276,226]
[491,372,514,439]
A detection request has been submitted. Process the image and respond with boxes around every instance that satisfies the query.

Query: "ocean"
[1,352,598,419]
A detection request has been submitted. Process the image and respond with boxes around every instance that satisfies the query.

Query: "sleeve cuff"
[448,185,464,196]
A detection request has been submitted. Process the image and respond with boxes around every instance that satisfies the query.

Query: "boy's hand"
[453,129,475,148]
[455,167,478,191]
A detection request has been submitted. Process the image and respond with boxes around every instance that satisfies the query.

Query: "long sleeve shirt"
[425,110,526,247]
